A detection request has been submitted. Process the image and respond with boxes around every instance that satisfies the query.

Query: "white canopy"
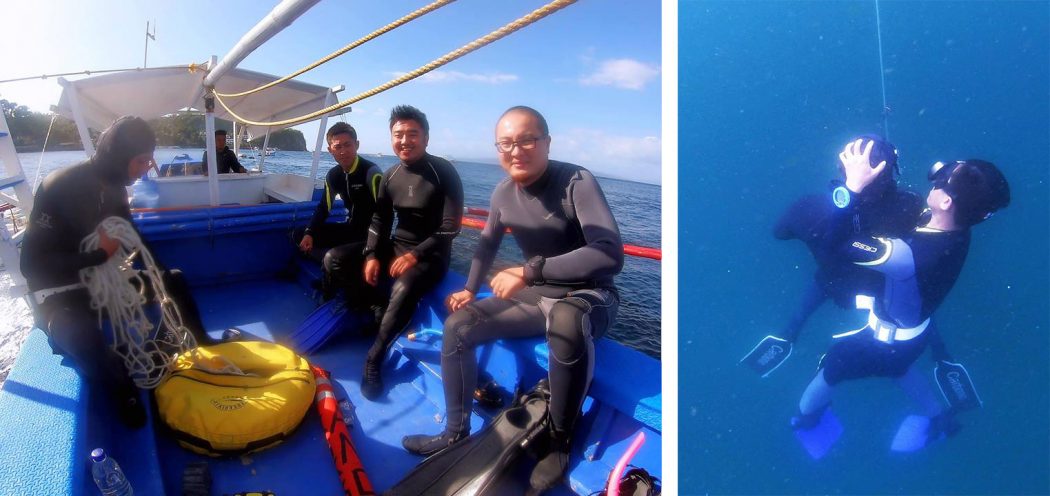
[55,66,348,137]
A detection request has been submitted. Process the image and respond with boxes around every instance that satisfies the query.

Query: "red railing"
[462,207,661,261]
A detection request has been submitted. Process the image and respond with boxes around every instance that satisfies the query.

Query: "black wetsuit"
[20,118,210,418]
[296,156,383,305]
[201,146,246,175]
[441,160,624,436]
[363,153,463,362]
[773,185,924,341]
[817,196,971,385]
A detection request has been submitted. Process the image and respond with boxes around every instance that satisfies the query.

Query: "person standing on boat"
[360,105,463,399]
[295,122,384,310]
[792,140,1009,451]
[20,116,216,428]
[201,129,246,175]
[402,106,624,493]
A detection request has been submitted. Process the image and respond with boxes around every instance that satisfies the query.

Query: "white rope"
[79,217,197,389]
[32,113,58,191]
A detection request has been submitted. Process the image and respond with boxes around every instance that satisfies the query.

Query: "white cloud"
[551,128,662,184]
[579,59,660,91]
[390,70,518,85]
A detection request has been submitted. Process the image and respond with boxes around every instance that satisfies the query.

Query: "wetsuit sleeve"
[201,151,209,176]
[822,200,916,280]
[232,151,246,173]
[542,170,624,283]
[307,170,334,234]
[20,186,107,285]
[367,165,383,201]
[464,194,506,293]
[410,162,463,259]
[364,170,394,260]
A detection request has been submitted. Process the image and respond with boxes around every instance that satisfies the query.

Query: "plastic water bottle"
[90,448,133,496]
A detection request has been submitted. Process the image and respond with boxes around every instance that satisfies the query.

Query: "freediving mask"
[928,160,963,191]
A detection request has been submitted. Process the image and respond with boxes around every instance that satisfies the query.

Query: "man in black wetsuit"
[401,106,624,492]
[744,137,932,376]
[20,116,215,428]
[295,122,383,307]
[201,129,246,175]
[793,139,1009,447]
[360,105,463,399]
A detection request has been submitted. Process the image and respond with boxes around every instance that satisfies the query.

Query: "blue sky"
[0,1,662,184]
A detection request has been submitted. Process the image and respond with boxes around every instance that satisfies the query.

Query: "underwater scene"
[679,1,1048,494]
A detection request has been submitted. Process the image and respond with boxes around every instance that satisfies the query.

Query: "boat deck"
[0,205,661,495]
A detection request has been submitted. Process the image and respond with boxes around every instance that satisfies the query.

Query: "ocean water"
[9,148,661,361]
[680,1,1048,495]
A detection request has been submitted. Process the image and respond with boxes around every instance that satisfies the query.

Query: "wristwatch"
[831,185,851,209]
[524,256,546,285]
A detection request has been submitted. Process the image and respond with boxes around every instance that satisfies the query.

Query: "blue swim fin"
[890,415,930,452]
[935,361,982,412]
[741,335,793,377]
[285,299,364,354]
[891,412,961,452]
[793,408,843,459]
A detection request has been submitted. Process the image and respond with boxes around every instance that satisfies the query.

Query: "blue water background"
[15,149,661,358]
[680,1,1048,494]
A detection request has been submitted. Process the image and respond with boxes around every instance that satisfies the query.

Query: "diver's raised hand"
[839,138,887,194]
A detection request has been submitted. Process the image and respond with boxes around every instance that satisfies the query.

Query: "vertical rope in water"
[874,0,890,140]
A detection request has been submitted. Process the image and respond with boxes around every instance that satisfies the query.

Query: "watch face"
[832,186,850,208]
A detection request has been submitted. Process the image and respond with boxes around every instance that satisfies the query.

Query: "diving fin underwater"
[792,408,843,460]
[741,335,793,377]
[935,361,983,412]
[890,413,961,453]
[285,299,366,354]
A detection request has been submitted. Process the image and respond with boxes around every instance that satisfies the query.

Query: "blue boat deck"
[0,204,661,495]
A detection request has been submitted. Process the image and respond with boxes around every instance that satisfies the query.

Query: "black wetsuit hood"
[90,116,157,186]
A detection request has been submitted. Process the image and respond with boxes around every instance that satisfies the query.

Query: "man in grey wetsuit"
[402,106,624,493]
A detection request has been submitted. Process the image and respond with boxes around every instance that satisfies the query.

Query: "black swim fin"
[741,335,793,377]
[387,380,551,496]
[935,360,982,412]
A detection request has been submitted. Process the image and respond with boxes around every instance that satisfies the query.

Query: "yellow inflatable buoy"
[155,341,316,456]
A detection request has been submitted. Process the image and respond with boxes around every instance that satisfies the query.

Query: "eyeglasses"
[495,136,545,153]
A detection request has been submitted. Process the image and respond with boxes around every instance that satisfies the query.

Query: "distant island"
[2,99,306,152]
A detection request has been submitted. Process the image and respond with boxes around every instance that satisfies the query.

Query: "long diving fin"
[741,335,793,377]
[285,299,363,354]
[934,361,982,412]
[792,407,843,460]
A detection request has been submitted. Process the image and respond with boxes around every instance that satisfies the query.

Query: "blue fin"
[793,408,843,459]
[741,335,792,377]
[935,361,982,412]
[284,299,363,354]
[891,415,931,452]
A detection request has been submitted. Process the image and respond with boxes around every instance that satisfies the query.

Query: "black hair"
[215,129,228,136]
[326,122,358,142]
[945,159,1010,227]
[93,115,156,183]
[389,105,429,135]
[500,106,549,136]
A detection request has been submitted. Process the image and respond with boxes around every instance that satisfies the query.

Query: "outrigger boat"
[0,1,661,494]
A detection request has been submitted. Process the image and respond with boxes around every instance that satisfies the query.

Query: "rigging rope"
[874,0,890,140]
[31,113,57,190]
[79,217,197,389]
[213,0,578,128]
[216,0,458,99]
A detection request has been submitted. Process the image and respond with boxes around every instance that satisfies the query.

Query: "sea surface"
[0,147,660,386]
[679,1,1048,494]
